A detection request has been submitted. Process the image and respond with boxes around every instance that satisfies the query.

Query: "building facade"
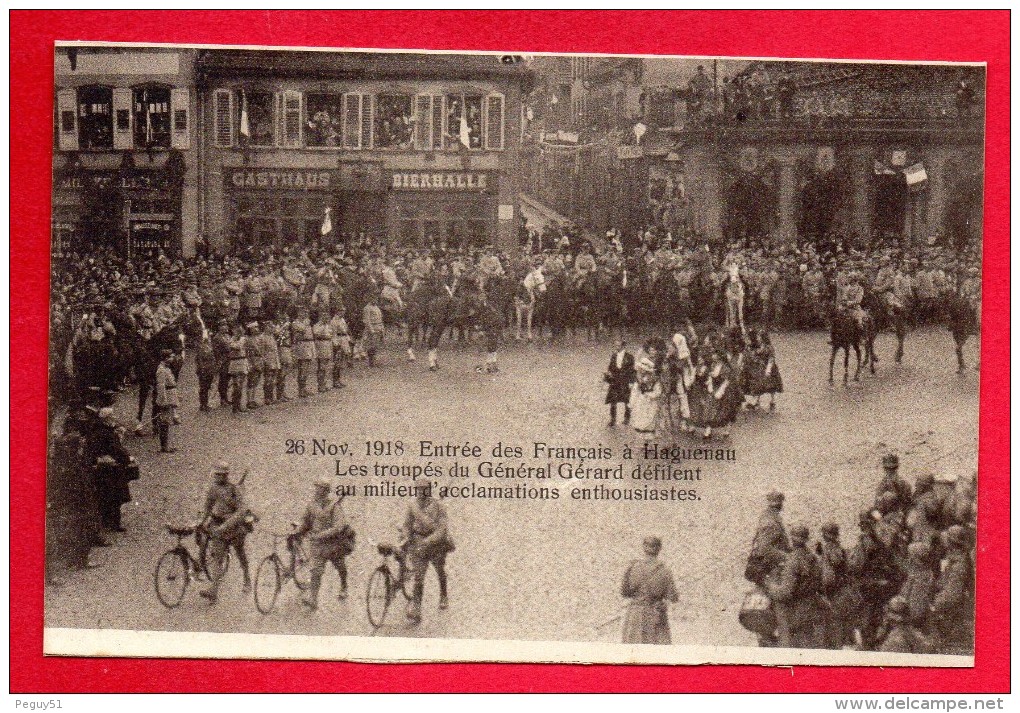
[525,59,985,250]
[196,50,533,254]
[52,46,199,258]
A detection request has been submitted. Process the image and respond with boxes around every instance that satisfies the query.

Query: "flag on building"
[904,162,928,191]
[459,112,471,148]
[239,90,250,140]
[321,206,333,236]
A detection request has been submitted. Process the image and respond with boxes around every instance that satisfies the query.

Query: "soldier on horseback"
[837,270,867,331]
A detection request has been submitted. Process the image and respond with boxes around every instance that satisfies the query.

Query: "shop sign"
[57,170,163,192]
[129,219,174,254]
[389,172,491,191]
[227,169,341,190]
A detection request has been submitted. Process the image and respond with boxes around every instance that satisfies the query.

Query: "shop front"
[224,165,388,251]
[50,163,184,259]
[388,170,498,249]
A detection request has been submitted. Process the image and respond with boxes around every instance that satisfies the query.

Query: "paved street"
[45,326,979,648]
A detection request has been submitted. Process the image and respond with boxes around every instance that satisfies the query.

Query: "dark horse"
[422,289,486,371]
[829,308,875,384]
[862,290,909,364]
[946,294,980,373]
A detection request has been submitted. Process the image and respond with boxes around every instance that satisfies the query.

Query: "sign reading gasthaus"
[228,169,339,190]
[390,172,490,190]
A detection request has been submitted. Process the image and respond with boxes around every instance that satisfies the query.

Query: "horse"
[404,279,443,360]
[514,268,546,342]
[335,267,376,354]
[828,308,876,384]
[422,289,485,371]
[862,290,909,364]
[945,294,980,373]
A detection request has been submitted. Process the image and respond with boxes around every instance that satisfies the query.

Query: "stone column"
[692,143,723,244]
[924,147,949,244]
[777,155,798,245]
[850,146,872,247]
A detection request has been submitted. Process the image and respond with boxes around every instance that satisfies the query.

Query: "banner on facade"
[128,218,174,256]
[904,162,928,190]
[389,171,492,191]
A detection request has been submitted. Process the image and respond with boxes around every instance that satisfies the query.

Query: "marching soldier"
[273,314,293,402]
[294,478,355,610]
[620,536,679,644]
[745,490,790,587]
[153,349,178,453]
[403,484,452,622]
[291,308,315,398]
[226,323,249,414]
[244,322,264,410]
[212,322,232,407]
[765,524,824,648]
[199,461,253,603]
[312,311,334,393]
[875,453,913,513]
[195,329,217,412]
[362,296,385,368]
[254,319,280,405]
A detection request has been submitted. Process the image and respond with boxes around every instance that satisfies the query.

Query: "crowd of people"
[741,454,976,655]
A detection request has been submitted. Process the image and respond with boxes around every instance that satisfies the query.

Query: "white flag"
[321,207,333,236]
[239,90,250,139]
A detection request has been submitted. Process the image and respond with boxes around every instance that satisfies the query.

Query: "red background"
[10,10,1010,693]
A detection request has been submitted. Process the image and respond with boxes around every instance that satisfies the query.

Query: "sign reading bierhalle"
[389,171,491,191]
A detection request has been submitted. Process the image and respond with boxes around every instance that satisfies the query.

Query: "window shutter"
[485,93,504,151]
[170,87,190,150]
[431,95,444,150]
[414,94,432,150]
[57,88,78,151]
[283,89,302,147]
[360,94,373,149]
[343,93,361,149]
[213,88,233,148]
[112,88,133,149]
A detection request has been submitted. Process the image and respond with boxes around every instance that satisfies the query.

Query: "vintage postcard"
[43,43,983,667]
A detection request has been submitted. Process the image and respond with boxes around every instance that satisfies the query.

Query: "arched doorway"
[871,172,908,240]
[724,173,777,242]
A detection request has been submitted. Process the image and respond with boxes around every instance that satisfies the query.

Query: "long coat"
[621,558,679,644]
[604,351,635,404]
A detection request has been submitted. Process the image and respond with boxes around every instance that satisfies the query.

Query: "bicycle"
[365,540,417,628]
[153,523,231,609]
[254,526,312,614]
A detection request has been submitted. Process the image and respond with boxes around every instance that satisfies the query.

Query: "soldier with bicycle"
[199,461,253,602]
[403,484,453,622]
[294,477,355,611]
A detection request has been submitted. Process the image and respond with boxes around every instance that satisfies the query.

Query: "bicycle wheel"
[202,542,232,582]
[291,543,312,591]
[154,550,190,609]
[254,556,282,614]
[366,566,393,628]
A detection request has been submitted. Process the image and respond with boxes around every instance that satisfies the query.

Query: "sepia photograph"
[42,42,983,667]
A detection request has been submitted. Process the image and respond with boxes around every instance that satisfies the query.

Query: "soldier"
[153,349,178,453]
[362,296,384,368]
[273,314,293,402]
[255,319,280,405]
[199,462,253,603]
[403,484,453,622]
[929,525,974,652]
[816,522,853,649]
[876,595,935,654]
[765,525,824,648]
[875,453,912,513]
[291,308,315,398]
[226,323,249,414]
[724,262,745,331]
[212,322,232,407]
[330,306,352,377]
[907,473,944,553]
[837,271,867,330]
[87,407,138,533]
[195,329,217,412]
[849,509,903,648]
[312,311,334,393]
[745,490,791,587]
[898,541,936,628]
[294,478,355,611]
[620,536,679,644]
[244,322,264,410]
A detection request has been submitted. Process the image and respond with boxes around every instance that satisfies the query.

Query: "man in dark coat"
[84,407,137,533]
[604,339,636,426]
[875,453,913,513]
[929,525,974,653]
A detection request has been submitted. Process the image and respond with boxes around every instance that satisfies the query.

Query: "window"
[213,88,234,147]
[414,95,433,150]
[374,94,414,149]
[484,93,505,150]
[170,88,190,150]
[78,85,113,150]
[445,94,483,150]
[133,85,172,148]
[243,91,276,147]
[431,95,444,150]
[306,93,345,147]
